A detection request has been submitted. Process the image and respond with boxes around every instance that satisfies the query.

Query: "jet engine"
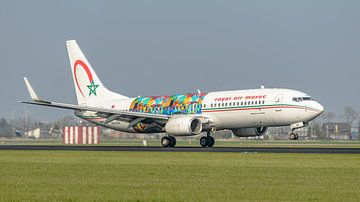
[231,127,267,137]
[165,116,202,136]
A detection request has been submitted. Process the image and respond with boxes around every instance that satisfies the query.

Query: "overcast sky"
[1,1,360,121]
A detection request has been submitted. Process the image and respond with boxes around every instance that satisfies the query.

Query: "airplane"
[22,40,325,147]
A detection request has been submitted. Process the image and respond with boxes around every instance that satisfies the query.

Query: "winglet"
[23,77,49,103]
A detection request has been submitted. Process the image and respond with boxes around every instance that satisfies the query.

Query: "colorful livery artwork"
[129,93,207,115]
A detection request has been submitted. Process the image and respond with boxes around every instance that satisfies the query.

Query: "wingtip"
[23,77,41,102]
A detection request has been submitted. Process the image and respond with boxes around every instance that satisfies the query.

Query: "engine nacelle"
[231,127,267,137]
[165,116,202,136]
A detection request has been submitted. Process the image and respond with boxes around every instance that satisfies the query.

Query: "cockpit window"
[302,97,312,101]
[292,97,313,102]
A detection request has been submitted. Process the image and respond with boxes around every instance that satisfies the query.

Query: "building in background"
[25,128,41,139]
[351,127,359,140]
[322,122,351,140]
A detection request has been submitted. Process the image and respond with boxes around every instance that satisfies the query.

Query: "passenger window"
[251,101,254,105]
[241,102,243,105]
[237,102,240,106]
[255,101,257,105]
[222,103,224,107]
[248,101,251,105]
[229,103,231,106]
[204,104,206,108]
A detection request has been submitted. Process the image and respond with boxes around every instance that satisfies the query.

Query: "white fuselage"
[76,88,324,134]
[201,88,323,129]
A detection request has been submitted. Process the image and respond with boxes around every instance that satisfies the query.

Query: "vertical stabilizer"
[66,40,128,105]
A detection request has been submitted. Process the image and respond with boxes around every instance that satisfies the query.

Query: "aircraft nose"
[315,101,324,115]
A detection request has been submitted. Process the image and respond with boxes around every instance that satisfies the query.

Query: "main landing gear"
[200,132,215,148]
[161,136,176,147]
[161,131,216,148]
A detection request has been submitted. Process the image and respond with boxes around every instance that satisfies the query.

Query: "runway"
[0,145,360,154]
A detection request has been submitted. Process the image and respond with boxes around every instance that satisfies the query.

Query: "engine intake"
[165,116,202,136]
[232,127,267,137]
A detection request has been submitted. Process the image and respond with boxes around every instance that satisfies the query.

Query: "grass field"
[0,151,359,201]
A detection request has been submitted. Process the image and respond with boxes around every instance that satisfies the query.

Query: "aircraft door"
[271,94,285,124]
[275,94,283,105]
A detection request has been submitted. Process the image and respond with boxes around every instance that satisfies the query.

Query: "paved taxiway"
[0,145,360,154]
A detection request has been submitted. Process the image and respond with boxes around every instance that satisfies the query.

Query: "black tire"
[169,136,176,147]
[161,136,170,147]
[290,133,295,140]
[294,133,299,140]
[200,136,208,147]
[207,136,215,147]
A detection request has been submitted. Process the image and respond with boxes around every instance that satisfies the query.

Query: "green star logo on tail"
[87,80,100,96]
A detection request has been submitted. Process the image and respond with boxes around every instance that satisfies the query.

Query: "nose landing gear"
[289,122,307,140]
[289,131,299,140]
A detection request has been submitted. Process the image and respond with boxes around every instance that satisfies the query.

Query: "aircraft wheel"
[161,136,171,147]
[207,136,215,147]
[294,133,299,140]
[200,136,208,147]
[169,136,177,147]
[289,133,296,140]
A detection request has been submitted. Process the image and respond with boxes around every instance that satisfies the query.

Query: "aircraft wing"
[20,100,170,120]
[21,77,170,121]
